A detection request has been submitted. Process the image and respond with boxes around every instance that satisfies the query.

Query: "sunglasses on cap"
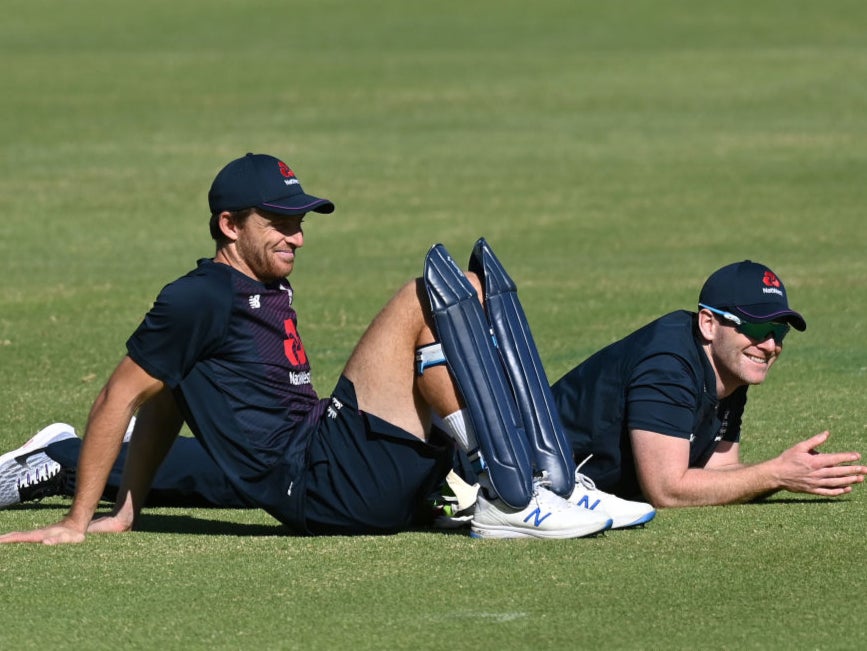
[699,304,790,344]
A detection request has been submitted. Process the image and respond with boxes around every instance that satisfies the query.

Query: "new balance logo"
[573,494,601,511]
[523,507,552,527]
[248,294,261,309]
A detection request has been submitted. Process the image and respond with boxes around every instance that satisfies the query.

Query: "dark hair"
[209,208,254,243]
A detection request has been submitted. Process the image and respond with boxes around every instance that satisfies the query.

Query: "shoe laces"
[530,471,574,512]
[574,455,598,491]
[532,470,553,492]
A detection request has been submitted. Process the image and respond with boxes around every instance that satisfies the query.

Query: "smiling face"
[214,209,305,283]
[697,308,782,398]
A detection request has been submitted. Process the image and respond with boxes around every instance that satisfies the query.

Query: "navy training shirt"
[551,310,746,498]
[126,259,328,524]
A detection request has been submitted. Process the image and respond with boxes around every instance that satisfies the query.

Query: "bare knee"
[465,271,483,297]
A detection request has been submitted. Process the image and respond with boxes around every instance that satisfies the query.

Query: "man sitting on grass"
[1,152,645,544]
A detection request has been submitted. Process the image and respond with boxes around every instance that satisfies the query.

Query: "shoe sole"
[469,517,613,540]
[570,493,657,530]
[611,510,656,529]
[0,423,77,468]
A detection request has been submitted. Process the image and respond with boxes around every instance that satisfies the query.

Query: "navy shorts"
[303,376,452,535]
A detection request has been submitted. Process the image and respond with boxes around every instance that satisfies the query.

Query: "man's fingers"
[798,430,831,452]
[801,466,867,496]
[813,465,867,482]
[808,486,853,497]
[813,453,865,470]
[0,531,40,544]
[0,526,86,545]
[0,530,57,544]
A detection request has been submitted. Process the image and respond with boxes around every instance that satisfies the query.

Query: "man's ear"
[696,308,716,342]
[218,211,241,242]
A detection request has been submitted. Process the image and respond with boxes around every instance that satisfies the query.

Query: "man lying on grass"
[551,259,866,507]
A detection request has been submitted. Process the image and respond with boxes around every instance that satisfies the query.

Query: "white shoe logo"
[574,494,602,510]
[523,507,552,527]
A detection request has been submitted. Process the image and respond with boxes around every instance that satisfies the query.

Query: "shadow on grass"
[5,502,288,537]
[131,514,476,538]
[132,512,289,537]
[749,497,845,506]
[6,502,471,538]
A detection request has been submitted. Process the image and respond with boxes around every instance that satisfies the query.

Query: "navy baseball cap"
[699,260,806,331]
[208,153,335,216]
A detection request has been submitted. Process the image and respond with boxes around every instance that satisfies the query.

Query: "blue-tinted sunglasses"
[699,304,790,344]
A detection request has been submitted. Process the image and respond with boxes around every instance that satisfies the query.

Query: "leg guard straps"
[469,238,577,497]
[423,243,534,509]
[415,343,447,376]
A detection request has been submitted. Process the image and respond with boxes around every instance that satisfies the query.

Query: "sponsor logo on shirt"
[327,396,344,419]
[283,319,308,366]
[289,371,311,386]
[248,294,261,309]
[716,408,730,442]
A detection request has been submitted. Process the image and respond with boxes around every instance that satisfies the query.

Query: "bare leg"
[342,275,482,440]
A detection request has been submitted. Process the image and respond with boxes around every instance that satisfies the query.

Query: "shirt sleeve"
[126,273,230,388]
[626,352,700,439]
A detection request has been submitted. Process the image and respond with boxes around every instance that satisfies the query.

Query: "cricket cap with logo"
[208,153,335,216]
[699,260,806,331]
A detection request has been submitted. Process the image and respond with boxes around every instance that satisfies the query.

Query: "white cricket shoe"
[567,460,655,529]
[470,476,612,540]
[0,423,77,509]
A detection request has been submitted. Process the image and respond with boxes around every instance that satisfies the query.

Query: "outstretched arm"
[631,429,867,508]
[0,356,165,545]
[88,384,184,535]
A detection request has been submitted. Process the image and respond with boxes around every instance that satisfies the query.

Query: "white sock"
[440,409,476,451]
[438,409,492,493]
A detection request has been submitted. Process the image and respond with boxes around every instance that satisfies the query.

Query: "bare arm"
[631,429,867,508]
[0,356,164,544]
[88,385,184,535]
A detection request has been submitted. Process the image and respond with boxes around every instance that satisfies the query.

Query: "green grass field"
[1,1,866,648]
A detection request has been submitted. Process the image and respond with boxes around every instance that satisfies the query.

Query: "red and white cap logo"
[762,271,781,288]
[278,161,296,179]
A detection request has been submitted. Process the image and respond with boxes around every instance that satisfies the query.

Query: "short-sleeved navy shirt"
[127,259,328,524]
[551,310,746,498]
